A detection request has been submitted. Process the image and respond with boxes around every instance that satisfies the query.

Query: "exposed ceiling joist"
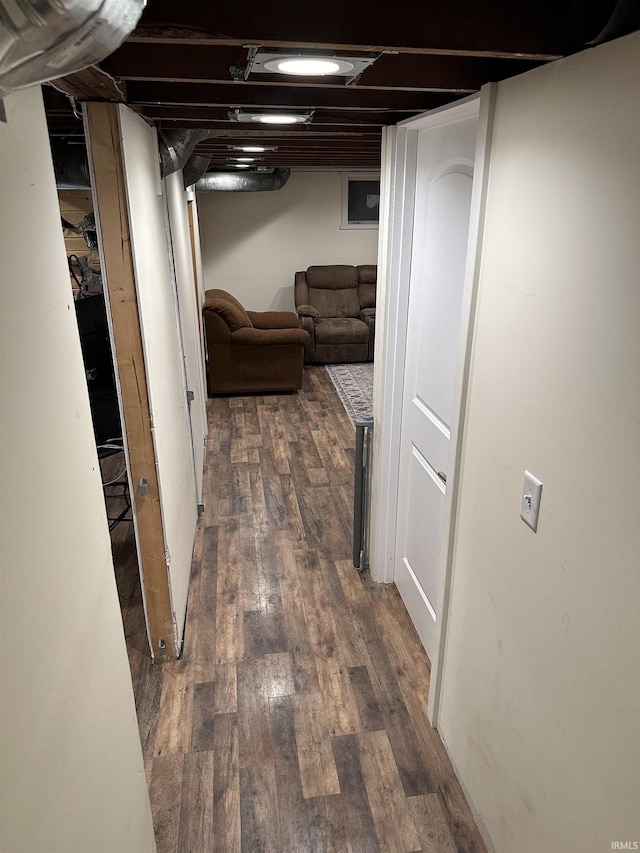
[43,0,638,174]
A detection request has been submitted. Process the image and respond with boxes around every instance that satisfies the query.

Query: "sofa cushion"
[308,287,361,319]
[358,283,376,310]
[357,264,376,284]
[357,265,376,309]
[315,317,370,345]
[307,265,358,290]
[204,289,252,331]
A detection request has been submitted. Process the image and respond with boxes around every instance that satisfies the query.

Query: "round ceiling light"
[264,57,354,76]
[252,114,302,125]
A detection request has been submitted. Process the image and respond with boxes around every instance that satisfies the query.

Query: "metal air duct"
[0,0,146,99]
[182,153,211,188]
[158,129,211,178]
[52,130,213,188]
[194,169,291,192]
[52,141,91,189]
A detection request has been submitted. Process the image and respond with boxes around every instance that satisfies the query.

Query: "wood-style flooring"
[115,366,486,853]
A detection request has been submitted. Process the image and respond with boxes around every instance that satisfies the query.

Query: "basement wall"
[0,86,155,853]
[197,171,379,312]
[438,33,640,853]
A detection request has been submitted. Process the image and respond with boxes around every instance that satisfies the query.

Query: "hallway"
[130,366,485,852]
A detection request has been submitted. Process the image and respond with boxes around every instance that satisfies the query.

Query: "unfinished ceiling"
[44,0,638,174]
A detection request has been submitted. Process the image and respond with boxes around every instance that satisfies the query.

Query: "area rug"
[325,363,374,426]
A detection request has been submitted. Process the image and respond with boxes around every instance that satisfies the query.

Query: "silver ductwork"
[51,128,289,194]
[52,141,91,189]
[194,169,291,192]
[0,0,146,99]
[182,153,211,188]
[158,129,211,178]
[52,129,212,188]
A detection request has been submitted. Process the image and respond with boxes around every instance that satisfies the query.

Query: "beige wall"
[0,87,156,853]
[197,171,379,312]
[438,34,640,853]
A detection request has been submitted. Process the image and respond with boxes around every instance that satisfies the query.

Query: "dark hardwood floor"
[114,366,486,853]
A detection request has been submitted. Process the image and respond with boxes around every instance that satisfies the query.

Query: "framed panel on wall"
[341,173,380,229]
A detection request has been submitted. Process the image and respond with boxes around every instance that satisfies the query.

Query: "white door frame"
[371,85,496,725]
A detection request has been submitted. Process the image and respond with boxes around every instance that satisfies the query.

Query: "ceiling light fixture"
[228,109,314,125]
[234,164,250,169]
[255,114,299,124]
[233,157,256,162]
[230,146,276,153]
[263,57,354,76]
[247,50,388,85]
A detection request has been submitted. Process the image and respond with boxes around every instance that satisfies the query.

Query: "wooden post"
[84,102,176,661]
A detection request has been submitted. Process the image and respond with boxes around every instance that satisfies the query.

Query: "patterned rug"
[325,363,374,426]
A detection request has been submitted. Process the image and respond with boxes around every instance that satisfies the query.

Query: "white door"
[395,106,479,662]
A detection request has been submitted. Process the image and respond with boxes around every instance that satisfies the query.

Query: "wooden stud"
[84,102,175,660]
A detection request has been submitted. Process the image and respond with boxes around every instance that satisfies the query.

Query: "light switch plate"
[520,471,543,532]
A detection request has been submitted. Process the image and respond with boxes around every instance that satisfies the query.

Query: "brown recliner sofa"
[203,289,309,394]
[294,264,376,363]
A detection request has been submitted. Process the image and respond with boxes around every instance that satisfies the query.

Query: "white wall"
[198,171,379,311]
[0,87,155,853]
[119,106,198,650]
[438,34,640,853]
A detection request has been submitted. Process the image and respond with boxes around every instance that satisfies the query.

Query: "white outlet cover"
[520,470,543,532]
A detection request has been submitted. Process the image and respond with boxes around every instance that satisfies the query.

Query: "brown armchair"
[294,264,376,363]
[203,289,309,394]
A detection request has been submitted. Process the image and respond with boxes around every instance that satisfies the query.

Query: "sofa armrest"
[360,308,375,321]
[247,310,299,330]
[296,304,320,322]
[232,327,309,347]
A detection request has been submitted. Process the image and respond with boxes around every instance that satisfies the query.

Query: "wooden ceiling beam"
[47,66,126,101]
[128,0,572,59]
[125,80,454,111]
[197,142,382,151]
[102,43,543,92]
[135,108,410,127]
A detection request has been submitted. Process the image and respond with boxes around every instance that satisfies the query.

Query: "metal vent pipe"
[182,153,211,188]
[194,169,291,192]
[0,0,145,98]
[51,129,290,193]
[52,141,91,189]
[158,129,211,178]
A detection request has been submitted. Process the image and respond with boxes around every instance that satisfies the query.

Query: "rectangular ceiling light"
[228,109,314,125]
[249,50,379,85]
